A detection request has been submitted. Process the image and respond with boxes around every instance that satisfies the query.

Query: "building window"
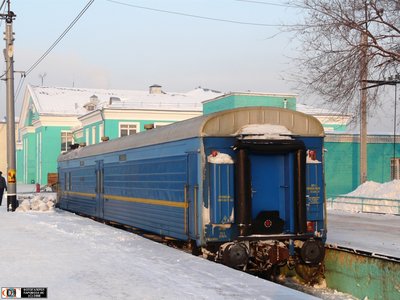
[85,128,89,145]
[99,123,104,143]
[390,158,400,180]
[119,122,139,137]
[92,126,96,145]
[61,131,73,152]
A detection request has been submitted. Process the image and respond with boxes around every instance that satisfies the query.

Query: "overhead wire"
[233,0,296,8]
[14,73,26,103]
[14,0,95,103]
[0,1,10,79]
[24,0,95,76]
[105,0,294,27]
[0,0,6,14]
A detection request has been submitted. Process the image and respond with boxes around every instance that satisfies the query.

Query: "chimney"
[144,123,155,130]
[149,84,162,94]
[90,95,99,104]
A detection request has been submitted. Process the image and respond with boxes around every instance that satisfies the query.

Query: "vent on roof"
[83,103,96,111]
[109,97,121,105]
[90,95,99,104]
[149,84,162,94]
[84,95,99,111]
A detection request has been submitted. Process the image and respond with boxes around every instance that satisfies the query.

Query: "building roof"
[27,84,223,116]
[202,91,298,104]
[296,103,349,117]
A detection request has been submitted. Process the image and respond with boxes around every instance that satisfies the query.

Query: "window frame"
[119,122,140,138]
[61,131,73,153]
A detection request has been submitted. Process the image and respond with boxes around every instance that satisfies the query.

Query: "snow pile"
[207,151,234,164]
[236,124,293,140]
[347,180,400,199]
[15,193,57,212]
[329,180,400,214]
[306,150,321,164]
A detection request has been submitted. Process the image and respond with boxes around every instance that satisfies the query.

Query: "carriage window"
[61,131,73,152]
[119,123,140,137]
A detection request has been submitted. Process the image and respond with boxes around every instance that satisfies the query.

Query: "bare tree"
[288,0,400,115]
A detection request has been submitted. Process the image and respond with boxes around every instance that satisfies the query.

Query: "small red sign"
[264,219,272,228]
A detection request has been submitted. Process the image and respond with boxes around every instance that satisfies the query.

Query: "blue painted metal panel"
[209,163,234,224]
[104,155,187,201]
[95,160,104,219]
[59,137,202,242]
[301,137,326,236]
[203,137,237,242]
[187,152,199,241]
[67,196,96,216]
[102,154,189,240]
[250,153,294,232]
[250,153,285,214]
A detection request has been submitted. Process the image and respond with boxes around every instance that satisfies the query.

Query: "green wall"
[82,121,103,144]
[36,126,72,185]
[203,94,296,114]
[324,140,399,197]
[17,132,37,184]
[25,133,37,184]
[83,119,176,142]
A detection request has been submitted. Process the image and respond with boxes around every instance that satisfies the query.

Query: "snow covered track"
[0,206,317,300]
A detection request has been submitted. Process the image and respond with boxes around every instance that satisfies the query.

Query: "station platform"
[326,209,400,259]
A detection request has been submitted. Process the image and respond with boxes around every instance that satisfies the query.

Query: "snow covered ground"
[8,182,399,299]
[1,190,317,300]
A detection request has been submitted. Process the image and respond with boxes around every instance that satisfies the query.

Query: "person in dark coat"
[0,171,7,206]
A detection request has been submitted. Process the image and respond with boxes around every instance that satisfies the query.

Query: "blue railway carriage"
[58,107,326,274]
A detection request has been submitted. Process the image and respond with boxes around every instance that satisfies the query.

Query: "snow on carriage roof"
[27,84,223,115]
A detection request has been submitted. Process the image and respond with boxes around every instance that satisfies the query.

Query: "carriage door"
[249,152,294,234]
[187,152,198,239]
[95,160,104,219]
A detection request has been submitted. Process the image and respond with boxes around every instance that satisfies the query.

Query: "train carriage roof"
[58,107,324,162]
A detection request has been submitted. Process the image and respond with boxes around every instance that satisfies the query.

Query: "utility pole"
[359,1,369,184]
[2,0,17,211]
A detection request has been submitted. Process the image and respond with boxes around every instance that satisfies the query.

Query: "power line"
[25,0,95,76]
[105,0,290,27]
[234,0,295,8]
[15,73,25,102]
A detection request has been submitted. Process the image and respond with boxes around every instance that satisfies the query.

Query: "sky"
[0,0,301,117]
[0,0,397,133]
